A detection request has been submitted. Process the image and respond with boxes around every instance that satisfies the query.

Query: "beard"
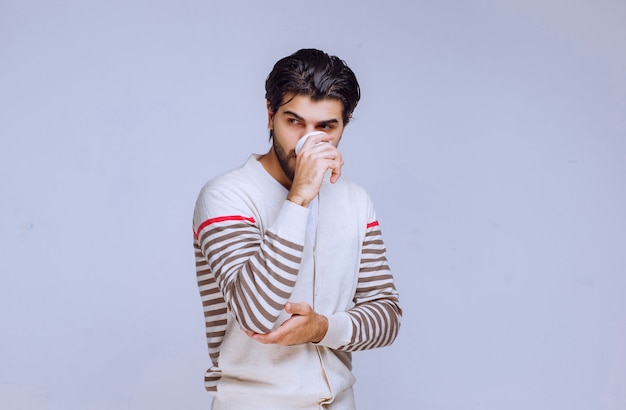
[272,138,296,182]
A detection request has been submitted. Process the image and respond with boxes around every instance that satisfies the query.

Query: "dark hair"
[265,48,360,129]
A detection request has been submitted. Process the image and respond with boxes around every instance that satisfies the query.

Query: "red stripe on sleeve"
[194,215,256,239]
[366,221,379,229]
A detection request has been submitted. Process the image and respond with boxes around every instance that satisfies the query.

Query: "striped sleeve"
[194,200,308,335]
[194,239,226,391]
[337,220,402,351]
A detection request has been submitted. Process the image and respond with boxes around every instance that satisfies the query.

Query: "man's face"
[267,94,345,182]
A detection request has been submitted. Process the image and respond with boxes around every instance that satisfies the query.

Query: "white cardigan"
[193,155,401,409]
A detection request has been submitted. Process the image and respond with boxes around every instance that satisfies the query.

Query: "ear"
[266,100,275,129]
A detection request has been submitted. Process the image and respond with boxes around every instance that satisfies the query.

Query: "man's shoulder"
[193,156,266,224]
[199,155,260,192]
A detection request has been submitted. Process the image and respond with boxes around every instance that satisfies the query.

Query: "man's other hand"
[242,302,329,346]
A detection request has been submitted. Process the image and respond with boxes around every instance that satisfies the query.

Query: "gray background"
[1,0,625,409]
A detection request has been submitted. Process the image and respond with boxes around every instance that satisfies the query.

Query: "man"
[193,48,401,409]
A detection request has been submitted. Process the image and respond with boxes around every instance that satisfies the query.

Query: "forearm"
[195,200,309,334]
[318,221,402,350]
[320,290,401,351]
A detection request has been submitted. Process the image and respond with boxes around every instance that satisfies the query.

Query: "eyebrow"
[283,110,340,127]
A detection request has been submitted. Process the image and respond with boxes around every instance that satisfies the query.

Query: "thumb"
[285,301,309,315]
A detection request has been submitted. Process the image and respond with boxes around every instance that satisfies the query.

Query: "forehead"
[277,94,344,122]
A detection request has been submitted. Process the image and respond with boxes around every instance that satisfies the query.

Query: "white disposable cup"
[295,131,326,155]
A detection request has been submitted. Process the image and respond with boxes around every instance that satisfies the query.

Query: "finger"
[304,134,335,155]
[255,325,294,345]
[315,133,334,144]
[251,331,277,344]
[329,158,343,184]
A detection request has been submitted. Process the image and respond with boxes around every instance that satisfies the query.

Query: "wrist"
[312,314,329,344]
[287,194,310,208]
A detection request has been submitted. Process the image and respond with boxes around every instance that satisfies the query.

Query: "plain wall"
[1,0,625,409]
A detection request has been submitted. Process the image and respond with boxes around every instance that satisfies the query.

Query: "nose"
[303,126,317,136]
